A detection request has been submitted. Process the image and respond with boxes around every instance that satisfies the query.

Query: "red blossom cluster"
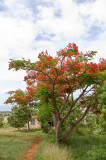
[5,86,36,106]
[9,61,13,69]
[7,43,106,113]
[81,105,86,109]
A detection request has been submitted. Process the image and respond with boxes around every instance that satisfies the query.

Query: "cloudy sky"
[0,0,106,111]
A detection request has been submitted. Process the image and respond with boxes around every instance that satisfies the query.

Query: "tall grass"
[33,142,73,160]
[33,133,106,160]
[65,135,106,160]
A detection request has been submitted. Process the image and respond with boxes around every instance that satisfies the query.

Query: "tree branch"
[62,86,88,121]
[74,106,90,125]
[59,93,70,115]
[60,106,90,143]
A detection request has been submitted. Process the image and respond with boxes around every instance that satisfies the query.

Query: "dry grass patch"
[41,143,73,160]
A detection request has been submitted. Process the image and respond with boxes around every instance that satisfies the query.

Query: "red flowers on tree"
[6,43,106,143]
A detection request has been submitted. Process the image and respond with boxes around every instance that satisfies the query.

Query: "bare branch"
[74,106,90,125]
[25,65,54,83]
[71,103,81,112]
[62,86,88,121]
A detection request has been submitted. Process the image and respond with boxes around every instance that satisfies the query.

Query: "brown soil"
[24,137,40,160]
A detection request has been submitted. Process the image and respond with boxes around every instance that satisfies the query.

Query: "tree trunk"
[27,112,30,131]
[55,120,61,143]
[52,112,57,130]
[60,125,75,144]
[60,107,90,143]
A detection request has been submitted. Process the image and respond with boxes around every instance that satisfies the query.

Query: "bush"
[87,144,106,160]
[0,114,4,127]
[0,121,3,127]
[41,122,52,133]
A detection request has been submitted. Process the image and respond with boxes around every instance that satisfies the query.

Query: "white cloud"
[86,40,106,62]
[0,0,106,111]
[0,15,36,52]
[37,1,85,39]
[0,11,37,110]
[79,0,106,27]
[0,14,37,81]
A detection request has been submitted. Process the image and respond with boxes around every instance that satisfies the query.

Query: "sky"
[0,0,106,111]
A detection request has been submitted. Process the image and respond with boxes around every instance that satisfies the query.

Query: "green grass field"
[0,127,35,160]
[0,127,106,160]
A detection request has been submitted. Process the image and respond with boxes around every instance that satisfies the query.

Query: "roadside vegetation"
[0,126,106,160]
[32,128,106,160]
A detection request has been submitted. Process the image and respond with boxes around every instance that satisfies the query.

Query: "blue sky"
[0,0,106,111]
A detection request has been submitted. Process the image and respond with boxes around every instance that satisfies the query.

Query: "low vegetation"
[0,128,35,160]
[23,127,106,160]
[0,126,106,160]
[33,132,106,160]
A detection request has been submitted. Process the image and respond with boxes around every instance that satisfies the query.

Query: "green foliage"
[99,80,106,106]
[36,85,52,100]
[87,144,106,160]
[8,105,36,130]
[35,85,54,133]
[98,74,106,133]
[98,108,106,134]
[84,115,99,134]
[65,135,106,160]
[37,102,53,133]
[8,106,29,129]
[0,113,4,127]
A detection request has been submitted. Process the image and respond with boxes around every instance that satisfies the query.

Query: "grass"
[0,128,35,160]
[33,132,106,160]
[33,143,73,160]
[65,135,106,160]
[32,134,73,160]
[0,127,106,160]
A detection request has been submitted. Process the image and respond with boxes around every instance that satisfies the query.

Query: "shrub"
[87,144,106,160]
[0,114,4,127]
[0,121,3,127]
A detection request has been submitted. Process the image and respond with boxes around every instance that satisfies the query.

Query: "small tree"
[5,88,36,130]
[8,106,27,130]
[7,43,106,143]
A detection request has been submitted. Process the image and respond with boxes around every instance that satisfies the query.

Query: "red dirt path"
[24,137,40,160]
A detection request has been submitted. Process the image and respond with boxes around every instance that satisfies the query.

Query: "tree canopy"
[6,43,106,143]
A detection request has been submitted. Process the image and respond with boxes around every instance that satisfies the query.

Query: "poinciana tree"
[5,87,36,130]
[7,43,106,143]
